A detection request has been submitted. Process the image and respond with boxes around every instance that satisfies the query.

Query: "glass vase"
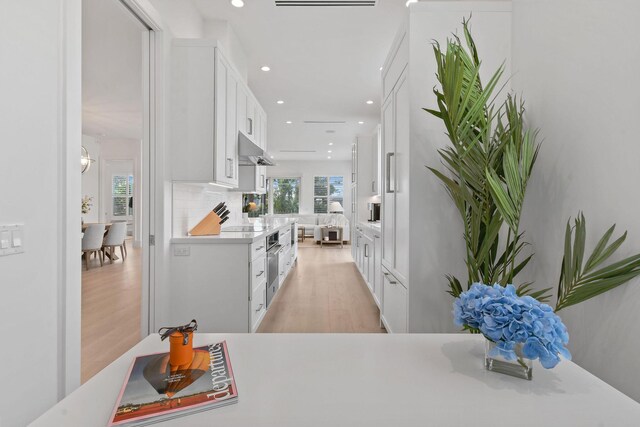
[484,339,533,380]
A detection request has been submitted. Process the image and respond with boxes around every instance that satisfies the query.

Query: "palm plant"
[428,19,640,311]
[425,19,543,299]
[555,214,640,311]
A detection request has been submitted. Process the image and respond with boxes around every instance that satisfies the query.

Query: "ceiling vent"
[275,1,377,6]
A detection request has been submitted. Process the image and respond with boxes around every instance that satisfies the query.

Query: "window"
[271,177,300,214]
[112,174,134,217]
[314,176,344,213]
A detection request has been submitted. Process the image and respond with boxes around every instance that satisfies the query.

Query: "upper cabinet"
[171,39,267,186]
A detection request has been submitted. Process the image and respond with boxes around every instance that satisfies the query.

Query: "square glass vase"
[484,339,533,380]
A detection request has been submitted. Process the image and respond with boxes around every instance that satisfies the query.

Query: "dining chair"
[82,224,106,270]
[102,221,127,264]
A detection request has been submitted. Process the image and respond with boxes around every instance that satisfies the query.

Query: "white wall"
[267,160,352,221]
[81,135,101,223]
[0,1,81,425]
[512,0,640,402]
[203,19,249,83]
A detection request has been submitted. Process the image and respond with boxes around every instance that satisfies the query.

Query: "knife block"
[189,211,221,236]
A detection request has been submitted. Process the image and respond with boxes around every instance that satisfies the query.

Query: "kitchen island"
[169,218,298,333]
[32,334,640,426]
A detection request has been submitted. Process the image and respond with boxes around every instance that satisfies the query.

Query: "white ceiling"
[192,0,407,160]
[82,0,145,140]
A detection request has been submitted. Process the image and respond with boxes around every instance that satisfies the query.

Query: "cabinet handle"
[256,245,264,251]
[226,158,234,178]
[386,152,395,193]
[261,174,265,188]
[352,172,356,183]
[372,180,376,193]
[256,270,264,277]
[247,118,253,135]
[365,243,369,257]
[374,235,380,239]
[255,303,264,312]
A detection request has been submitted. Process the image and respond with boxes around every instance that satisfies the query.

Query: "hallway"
[258,241,385,333]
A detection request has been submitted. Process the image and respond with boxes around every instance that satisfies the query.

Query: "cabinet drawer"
[251,239,266,260]
[250,281,266,332]
[279,230,291,246]
[382,269,407,333]
[251,254,267,292]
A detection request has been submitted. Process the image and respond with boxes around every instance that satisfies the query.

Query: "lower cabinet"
[373,234,382,306]
[382,267,407,333]
[250,282,267,332]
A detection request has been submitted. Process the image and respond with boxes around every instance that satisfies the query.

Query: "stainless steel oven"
[266,235,281,308]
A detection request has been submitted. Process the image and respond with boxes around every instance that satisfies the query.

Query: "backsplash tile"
[172,183,243,237]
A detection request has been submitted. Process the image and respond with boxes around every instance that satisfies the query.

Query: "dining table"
[81,222,118,260]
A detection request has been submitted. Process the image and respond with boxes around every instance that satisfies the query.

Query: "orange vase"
[169,331,194,366]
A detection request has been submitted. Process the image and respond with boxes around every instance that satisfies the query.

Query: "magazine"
[108,341,238,426]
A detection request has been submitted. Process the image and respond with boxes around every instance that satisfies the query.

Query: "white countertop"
[171,218,297,244]
[32,334,640,426]
[358,221,381,233]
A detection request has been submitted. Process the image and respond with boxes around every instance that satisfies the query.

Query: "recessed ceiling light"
[276,100,284,104]
[358,121,364,125]
[261,66,271,72]
[328,142,333,146]
[366,100,374,105]
[285,121,292,124]
[379,66,383,71]
[328,150,332,153]
[231,0,244,7]
[327,156,332,159]
[405,0,418,6]
[270,155,274,159]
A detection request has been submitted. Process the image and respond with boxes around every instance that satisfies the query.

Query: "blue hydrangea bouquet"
[454,283,571,378]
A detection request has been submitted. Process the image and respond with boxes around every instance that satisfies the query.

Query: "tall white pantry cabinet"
[380,2,512,333]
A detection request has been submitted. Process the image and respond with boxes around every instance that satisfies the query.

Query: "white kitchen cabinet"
[171,40,239,187]
[246,95,257,143]
[382,267,407,333]
[237,85,248,136]
[371,124,381,196]
[373,232,382,307]
[362,233,373,292]
[237,165,267,194]
[381,66,409,286]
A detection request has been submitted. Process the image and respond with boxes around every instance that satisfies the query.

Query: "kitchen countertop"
[358,221,381,233]
[32,333,640,427]
[171,218,297,244]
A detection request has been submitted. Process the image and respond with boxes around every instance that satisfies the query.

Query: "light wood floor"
[257,240,386,333]
[81,240,141,383]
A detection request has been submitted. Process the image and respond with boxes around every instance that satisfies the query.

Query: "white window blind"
[314,176,344,213]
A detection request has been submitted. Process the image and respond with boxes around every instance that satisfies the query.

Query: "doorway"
[80,0,154,383]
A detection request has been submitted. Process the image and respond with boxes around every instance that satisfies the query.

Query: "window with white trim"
[112,174,134,217]
[313,176,344,213]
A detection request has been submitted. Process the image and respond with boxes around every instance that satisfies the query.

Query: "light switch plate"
[173,246,190,256]
[0,224,24,256]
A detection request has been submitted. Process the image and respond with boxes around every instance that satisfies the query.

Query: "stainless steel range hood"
[238,131,275,166]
